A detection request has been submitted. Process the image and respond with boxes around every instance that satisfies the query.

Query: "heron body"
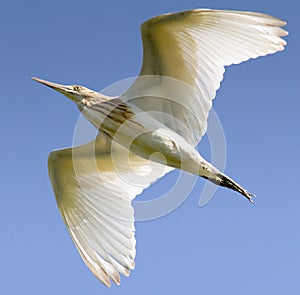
[33,9,287,287]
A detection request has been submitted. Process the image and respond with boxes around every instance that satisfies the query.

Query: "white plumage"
[33,9,287,287]
[48,139,170,285]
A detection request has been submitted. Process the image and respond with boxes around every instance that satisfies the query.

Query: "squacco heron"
[33,9,287,287]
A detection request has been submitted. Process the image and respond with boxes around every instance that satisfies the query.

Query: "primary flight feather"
[33,9,288,287]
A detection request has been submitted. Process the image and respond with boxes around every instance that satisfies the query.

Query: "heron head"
[32,77,98,103]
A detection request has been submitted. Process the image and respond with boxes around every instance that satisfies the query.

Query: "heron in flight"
[33,9,287,287]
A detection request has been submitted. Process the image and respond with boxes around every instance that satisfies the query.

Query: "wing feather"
[48,134,170,286]
[125,9,288,145]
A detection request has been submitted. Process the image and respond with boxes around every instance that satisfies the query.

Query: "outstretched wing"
[125,9,288,145]
[48,134,170,286]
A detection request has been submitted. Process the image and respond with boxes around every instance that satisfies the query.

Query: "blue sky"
[1,0,299,294]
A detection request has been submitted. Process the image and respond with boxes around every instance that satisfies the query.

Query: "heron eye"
[73,85,81,91]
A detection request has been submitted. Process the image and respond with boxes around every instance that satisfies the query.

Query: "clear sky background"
[1,0,299,294]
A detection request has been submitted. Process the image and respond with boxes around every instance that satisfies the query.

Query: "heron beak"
[32,77,80,103]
